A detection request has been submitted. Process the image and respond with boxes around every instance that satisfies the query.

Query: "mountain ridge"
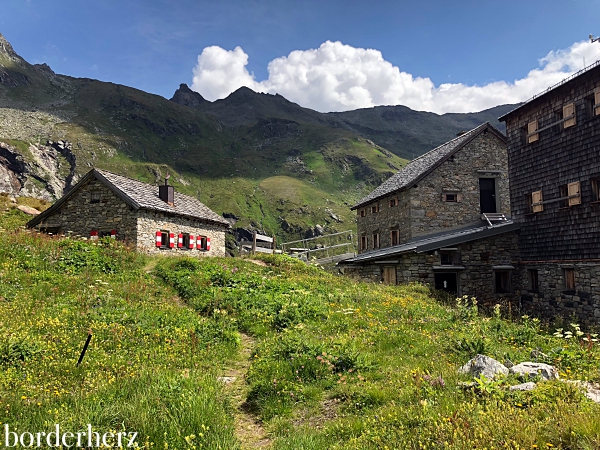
[0,31,515,242]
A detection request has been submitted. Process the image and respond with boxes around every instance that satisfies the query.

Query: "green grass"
[1,210,599,449]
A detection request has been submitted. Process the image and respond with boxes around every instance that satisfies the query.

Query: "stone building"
[340,122,521,306]
[499,61,600,324]
[27,169,230,257]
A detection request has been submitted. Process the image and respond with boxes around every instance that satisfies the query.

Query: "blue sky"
[2,0,600,113]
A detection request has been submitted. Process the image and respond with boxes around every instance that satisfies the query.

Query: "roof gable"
[28,169,230,228]
[351,122,506,210]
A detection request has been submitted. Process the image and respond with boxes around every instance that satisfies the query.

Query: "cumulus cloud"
[191,40,600,114]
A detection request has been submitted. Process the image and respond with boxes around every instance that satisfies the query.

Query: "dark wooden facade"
[500,62,600,262]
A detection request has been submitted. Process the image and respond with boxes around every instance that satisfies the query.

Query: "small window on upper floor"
[390,229,400,246]
[592,178,600,202]
[442,193,458,202]
[359,209,366,217]
[440,250,460,266]
[389,198,398,207]
[552,110,564,134]
[360,235,367,251]
[372,233,380,249]
[90,190,101,204]
[595,88,600,116]
[371,204,379,213]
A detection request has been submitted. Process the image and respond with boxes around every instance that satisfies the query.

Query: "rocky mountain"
[0,32,515,242]
[170,84,516,160]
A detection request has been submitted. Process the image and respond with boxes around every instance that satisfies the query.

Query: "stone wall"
[356,190,411,253]
[519,262,600,326]
[342,231,520,307]
[355,130,510,253]
[409,132,511,239]
[137,211,227,257]
[34,178,139,242]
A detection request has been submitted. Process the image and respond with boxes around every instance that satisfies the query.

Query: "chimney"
[159,173,174,206]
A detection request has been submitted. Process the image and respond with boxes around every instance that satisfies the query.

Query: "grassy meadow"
[1,205,600,449]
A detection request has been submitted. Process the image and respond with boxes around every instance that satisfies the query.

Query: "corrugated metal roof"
[28,169,230,228]
[340,221,520,263]
[352,122,505,210]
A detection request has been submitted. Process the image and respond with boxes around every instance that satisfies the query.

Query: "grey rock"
[16,204,40,215]
[509,362,559,381]
[509,382,536,391]
[566,380,600,403]
[216,376,237,384]
[458,354,509,379]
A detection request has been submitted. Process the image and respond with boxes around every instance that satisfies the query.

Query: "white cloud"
[191,40,600,114]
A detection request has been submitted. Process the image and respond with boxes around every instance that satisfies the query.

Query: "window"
[360,209,366,217]
[559,184,569,208]
[443,193,457,202]
[552,109,563,134]
[371,204,379,213]
[90,190,101,203]
[179,233,193,250]
[440,250,459,266]
[527,269,539,291]
[160,230,169,249]
[390,229,399,246]
[494,271,511,294]
[563,102,576,128]
[592,178,600,202]
[197,236,209,251]
[360,235,367,250]
[99,230,116,239]
[527,120,539,143]
[389,198,398,207]
[586,94,596,120]
[564,268,576,291]
[595,88,600,116]
[530,190,543,213]
[372,233,380,249]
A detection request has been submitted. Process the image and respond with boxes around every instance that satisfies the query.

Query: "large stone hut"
[340,123,521,306]
[27,169,230,257]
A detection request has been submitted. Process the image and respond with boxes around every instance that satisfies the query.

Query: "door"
[383,266,397,285]
[479,178,497,213]
[434,272,458,294]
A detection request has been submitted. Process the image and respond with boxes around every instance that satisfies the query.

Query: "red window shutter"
[206,237,211,251]
[188,235,195,249]
[110,230,116,239]
[90,230,98,240]
[196,235,202,249]
[155,231,162,247]
[178,233,183,248]
[169,233,175,248]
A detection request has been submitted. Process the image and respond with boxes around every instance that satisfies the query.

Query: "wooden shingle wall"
[503,65,600,261]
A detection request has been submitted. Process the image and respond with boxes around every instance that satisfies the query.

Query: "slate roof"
[28,169,230,228]
[351,122,506,210]
[340,221,520,264]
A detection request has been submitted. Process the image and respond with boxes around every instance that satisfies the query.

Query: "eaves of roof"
[339,221,521,264]
[499,60,600,122]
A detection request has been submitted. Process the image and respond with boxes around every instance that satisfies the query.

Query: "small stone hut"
[27,169,230,257]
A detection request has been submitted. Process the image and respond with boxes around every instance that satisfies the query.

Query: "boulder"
[509,382,537,391]
[509,362,559,381]
[566,380,600,403]
[458,354,509,379]
[17,204,40,215]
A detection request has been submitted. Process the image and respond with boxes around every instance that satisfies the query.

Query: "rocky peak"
[170,83,208,109]
[0,33,20,60]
